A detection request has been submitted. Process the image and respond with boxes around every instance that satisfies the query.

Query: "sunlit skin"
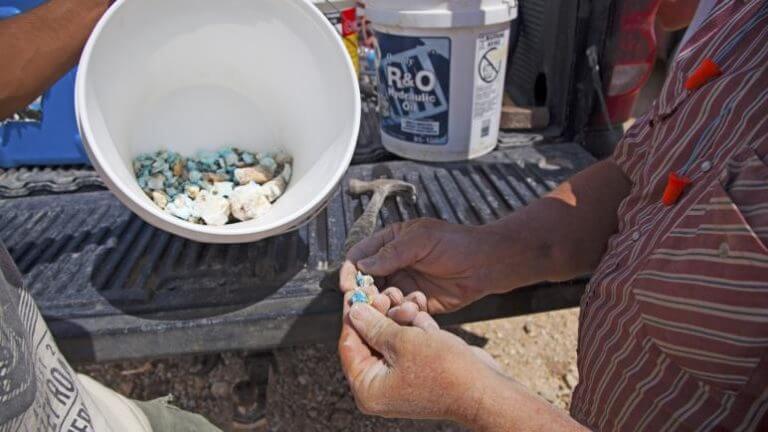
[0,0,109,119]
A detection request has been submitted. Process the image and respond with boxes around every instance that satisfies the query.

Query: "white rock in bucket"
[151,191,169,210]
[166,194,196,221]
[234,166,273,185]
[280,163,293,183]
[274,151,293,165]
[212,181,234,198]
[185,185,201,200]
[194,190,231,226]
[230,183,272,221]
[260,163,292,203]
[148,174,165,190]
[261,177,286,203]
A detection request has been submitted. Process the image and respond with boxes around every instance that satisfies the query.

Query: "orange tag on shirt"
[685,58,723,90]
[662,172,692,206]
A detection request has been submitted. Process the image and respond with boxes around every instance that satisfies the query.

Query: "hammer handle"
[343,189,388,257]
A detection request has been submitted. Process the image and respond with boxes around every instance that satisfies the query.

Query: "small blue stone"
[221,150,239,166]
[242,152,256,165]
[197,151,218,165]
[260,157,277,173]
[350,290,370,305]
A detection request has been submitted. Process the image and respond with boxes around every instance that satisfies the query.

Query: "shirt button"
[700,160,713,172]
[631,231,641,242]
[719,242,730,258]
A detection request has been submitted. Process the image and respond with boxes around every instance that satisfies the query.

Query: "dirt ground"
[77,307,580,431]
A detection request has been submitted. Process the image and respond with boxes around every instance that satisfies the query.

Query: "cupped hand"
[338,286,503,424]
[341,218,512,314]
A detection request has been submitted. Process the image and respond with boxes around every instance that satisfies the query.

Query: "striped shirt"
[570,1,768,430]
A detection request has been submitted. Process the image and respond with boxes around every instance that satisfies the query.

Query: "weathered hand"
[338,292,503,424]
[375,286,502,371]
[341,218,513,314]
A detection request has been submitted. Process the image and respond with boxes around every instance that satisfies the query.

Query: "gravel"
[76,308,580,430]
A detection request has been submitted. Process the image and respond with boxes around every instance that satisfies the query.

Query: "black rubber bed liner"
[0,143,593,363]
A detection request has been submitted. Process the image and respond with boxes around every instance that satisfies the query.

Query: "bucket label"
[376,32,451,145]
[473,30,509,138]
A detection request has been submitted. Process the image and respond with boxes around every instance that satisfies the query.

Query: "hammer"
[343,177,418,256]
[319,176,417,290]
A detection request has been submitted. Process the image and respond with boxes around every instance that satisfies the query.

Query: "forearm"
[459,372,588,432]
[657,0,699,31]
[0,0,109,119]
[479,160,631,291]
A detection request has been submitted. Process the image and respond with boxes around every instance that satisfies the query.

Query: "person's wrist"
[53,0,110,25]
[479,216,557,293]
[84,0,111,15]
[473,223,529,295]
[445,363,500,428]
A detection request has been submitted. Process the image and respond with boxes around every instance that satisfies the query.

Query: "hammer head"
[348,178,417,201]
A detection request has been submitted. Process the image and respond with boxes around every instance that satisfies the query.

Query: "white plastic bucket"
[367,0,517,161]
[76,0,360,244]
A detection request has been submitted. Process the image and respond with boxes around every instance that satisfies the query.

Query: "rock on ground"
[461,307,580,411]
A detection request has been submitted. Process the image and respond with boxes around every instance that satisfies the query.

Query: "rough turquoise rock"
[241,152,256,165]
[355,271,375,289]
[166,187,180,198]
[135,148,291,225]
[151,160,168,174]
[196,150,218,165]
[223,150,239,167]
[259,156,278,174]
[189,170,203,183]
[350,290,370,305]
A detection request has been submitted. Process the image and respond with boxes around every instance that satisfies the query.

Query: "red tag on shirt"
[685,58,723,90]
[662,172,692,206]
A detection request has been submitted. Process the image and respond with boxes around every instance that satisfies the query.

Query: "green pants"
[134,395,222,432]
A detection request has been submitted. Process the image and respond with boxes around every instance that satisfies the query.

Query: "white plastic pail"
[367,0,517,161]
[76,0,360,244]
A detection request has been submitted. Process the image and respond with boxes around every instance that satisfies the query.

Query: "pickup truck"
[0,0,660,365]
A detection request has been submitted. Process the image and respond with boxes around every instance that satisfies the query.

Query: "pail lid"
[366,0,517,29]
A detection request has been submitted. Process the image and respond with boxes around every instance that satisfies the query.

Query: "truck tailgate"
[0,142,594,363]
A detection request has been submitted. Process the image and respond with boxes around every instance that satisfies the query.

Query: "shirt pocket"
[632,146,768,393]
